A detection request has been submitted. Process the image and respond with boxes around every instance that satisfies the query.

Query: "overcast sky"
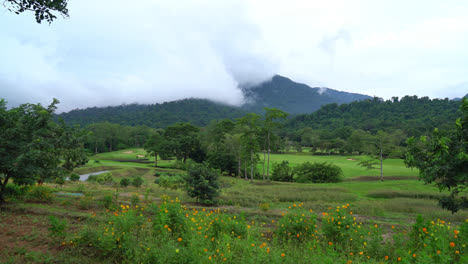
[1,0,467,112]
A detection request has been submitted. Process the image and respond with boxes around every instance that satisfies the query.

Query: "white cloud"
[1,0,468,112]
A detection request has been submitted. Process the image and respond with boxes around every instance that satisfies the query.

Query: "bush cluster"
[271,161,343,183]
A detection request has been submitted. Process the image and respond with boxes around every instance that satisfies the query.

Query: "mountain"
[241,75,371,114]
[58,75,372,128]
[58,98,248,128]
[453,93,468,101]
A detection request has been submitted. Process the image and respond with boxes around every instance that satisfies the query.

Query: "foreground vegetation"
[1,148,467,263]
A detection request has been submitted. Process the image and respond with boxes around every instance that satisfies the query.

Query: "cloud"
[318,29,352,55]
[1,0,468,112]
[0,0,277,112]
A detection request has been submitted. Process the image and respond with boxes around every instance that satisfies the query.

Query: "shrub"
[55,177,65,186]
[102,195,114,210]
[3,184,29,200]
[69,173,80,181]
[156,175,184,190]
[271,161,294,182]
[87,173,113,184]
[294,162,343,183]
[131,176,144,188]
[48,216,67,240]
[120,178,130,187]
[79,192,94,209]
[26,185,55,202]
[131,194,140,206]
[184,162,220,204]
[276,205,316,243]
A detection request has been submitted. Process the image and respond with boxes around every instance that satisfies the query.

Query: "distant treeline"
[79,96,463,159]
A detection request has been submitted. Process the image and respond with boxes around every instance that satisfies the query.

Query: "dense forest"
[286,96,461,137]
[58,99,248,128]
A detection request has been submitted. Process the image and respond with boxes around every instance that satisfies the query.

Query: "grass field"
[1,148,466,263]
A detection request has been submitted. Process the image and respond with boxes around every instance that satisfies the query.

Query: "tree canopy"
[405,98,468,213]
[4,0,69,23]
[0,98,87,204]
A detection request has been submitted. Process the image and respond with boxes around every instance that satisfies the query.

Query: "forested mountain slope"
[58,98,248,128]
[286,96,462,137]
[241,75,371,114]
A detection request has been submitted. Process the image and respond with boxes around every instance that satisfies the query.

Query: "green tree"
[144,132,166,167]
[164,123,200,163]
[263,108,288,181]
[237,113,261,181]
[184,163,220,204]
[405,99,468,213]
[357,130,401,181]
[5,0,69,23]
[0,99,87,205]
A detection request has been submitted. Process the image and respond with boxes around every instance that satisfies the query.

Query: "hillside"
[58,75,372,128]
[286,96,462,137]
[241,75,371,114]
[58,98,248,128]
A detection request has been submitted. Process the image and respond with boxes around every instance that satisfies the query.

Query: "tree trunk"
[238,155,241,179]
[0,175,10,205]
[244,166,248,181]
[267,132,271,181]
[262,150,266,181]
[380,148,383,182]
[95,139,98,154]
[155,152,158,167]
[250,150,254,182]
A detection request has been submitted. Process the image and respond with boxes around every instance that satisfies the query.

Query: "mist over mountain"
[58,75,372,128]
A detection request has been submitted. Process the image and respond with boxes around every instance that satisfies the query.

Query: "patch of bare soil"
[347,158,357,161]
[0,210,60,260]
[137,155,145,158]
[122,151,134,154]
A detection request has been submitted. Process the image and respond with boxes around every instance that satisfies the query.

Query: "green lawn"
[259,153,418,178]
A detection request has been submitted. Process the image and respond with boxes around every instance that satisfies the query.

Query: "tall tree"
[237,113,261,181]
[164,123,200,163]
[144,132,166,167]
[0,99,87,205]
[263,108,288,181]
[357,130,402,181]
[405,98,468,213]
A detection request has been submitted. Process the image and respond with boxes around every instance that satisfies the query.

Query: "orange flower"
[422,228,427,232]
[204,249,208,252]
[281,253,285,257]
[385,256,389,260]
[412,253,416,258]
[328,242,333,246]
[397,257,401,261]
[178,237,182,242]
[437,250,440,254]
[450,242,455,247]
[454,230,459,235]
